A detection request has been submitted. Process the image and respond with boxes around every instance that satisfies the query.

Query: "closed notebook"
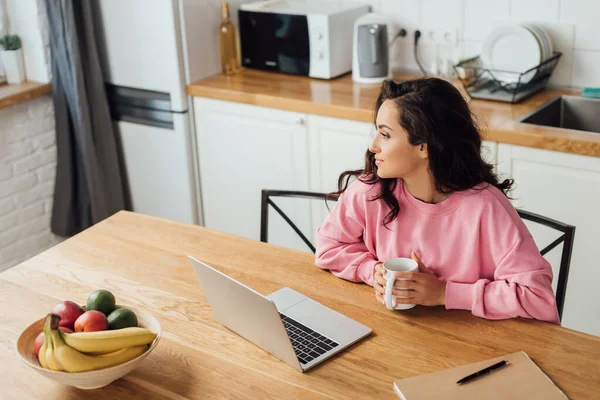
[393,351,567,400]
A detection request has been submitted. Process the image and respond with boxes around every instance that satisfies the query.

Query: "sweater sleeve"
[314,188,378,286]
[445,234,560,325]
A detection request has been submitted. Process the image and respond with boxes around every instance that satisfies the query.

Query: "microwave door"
[239,12,309,75]
[240,11,276,71]
[275,15,310,75]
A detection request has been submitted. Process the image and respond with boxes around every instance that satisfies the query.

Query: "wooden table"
[1,211,599,399]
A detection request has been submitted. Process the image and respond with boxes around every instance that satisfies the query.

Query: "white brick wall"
[0,0,55,272]
[0,96,59,272]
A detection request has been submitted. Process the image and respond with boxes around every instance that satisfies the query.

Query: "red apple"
[74,310,108,332]
[51,301,85,330]
[34,327,73,357]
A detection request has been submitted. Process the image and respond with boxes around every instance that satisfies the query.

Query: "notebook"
[393,351,567,400]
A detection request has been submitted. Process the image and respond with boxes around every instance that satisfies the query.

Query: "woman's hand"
[373,263,387,305]
[392,252,446,306]
[374,253,447,307]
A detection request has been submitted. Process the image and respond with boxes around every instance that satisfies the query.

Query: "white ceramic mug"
[383,257,419,310]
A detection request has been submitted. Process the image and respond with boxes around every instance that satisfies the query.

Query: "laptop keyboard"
[279,313,339,365]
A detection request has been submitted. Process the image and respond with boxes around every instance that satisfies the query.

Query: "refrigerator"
[92,0,224,225]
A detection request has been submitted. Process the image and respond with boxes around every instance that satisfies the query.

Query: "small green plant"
[0,34,22,51]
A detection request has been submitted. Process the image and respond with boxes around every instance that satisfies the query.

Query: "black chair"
[260,190,335,253]
[260,189,575,320]
[515,209,575,320]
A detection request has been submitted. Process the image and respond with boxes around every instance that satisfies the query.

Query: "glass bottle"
[219,2,239,75]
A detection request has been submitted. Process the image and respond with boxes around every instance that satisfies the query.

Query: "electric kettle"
[352,13,392,83]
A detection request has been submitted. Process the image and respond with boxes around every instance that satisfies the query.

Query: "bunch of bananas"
[38,314,157,373]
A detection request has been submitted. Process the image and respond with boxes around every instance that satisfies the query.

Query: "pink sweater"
[315,179,560,325]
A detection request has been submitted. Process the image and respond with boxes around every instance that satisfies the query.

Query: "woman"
[315,78,559,324]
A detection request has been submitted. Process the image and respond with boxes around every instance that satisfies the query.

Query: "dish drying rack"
[453,52,562,103]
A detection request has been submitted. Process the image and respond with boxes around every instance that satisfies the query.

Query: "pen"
[456,360,508,385]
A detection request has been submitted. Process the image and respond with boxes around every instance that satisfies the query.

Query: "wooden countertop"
[2,211,599,398]
[188,69,600,158]
[0,81,52,111]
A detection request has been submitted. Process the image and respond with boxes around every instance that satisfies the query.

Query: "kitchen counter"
[187,69,600,158]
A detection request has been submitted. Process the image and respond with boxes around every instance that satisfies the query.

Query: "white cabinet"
[482,140,498,171]
[308,115,375,193]
[307,116,373,236]
[498,143,600,335]
[193,98,311,252]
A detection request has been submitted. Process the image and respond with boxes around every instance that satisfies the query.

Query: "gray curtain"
[45,0,126,236]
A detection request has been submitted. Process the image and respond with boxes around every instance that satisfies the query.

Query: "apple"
[34,327,73,357]
[74,310,108,332]
[51,301,85,330]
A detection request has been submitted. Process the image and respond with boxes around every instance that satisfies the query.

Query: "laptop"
[188,256,372,372]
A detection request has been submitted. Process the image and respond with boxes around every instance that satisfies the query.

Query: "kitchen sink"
[519,95,600,134]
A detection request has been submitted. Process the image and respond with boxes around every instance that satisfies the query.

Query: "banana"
[53,342,148,373]
[43,324,63,371]
[37,334,48,369]
[39,314,149,373]
[62,327,157,353]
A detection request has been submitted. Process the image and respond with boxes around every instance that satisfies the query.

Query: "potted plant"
[0,34,25,84]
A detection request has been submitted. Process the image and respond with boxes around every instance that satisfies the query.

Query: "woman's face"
[369,100,428,179]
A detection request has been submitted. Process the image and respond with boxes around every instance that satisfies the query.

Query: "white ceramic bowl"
[16,306,161,390]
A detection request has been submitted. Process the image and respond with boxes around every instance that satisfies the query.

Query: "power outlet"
[412,27,460,75]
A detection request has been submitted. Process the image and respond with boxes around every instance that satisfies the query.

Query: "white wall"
[341,0,599,88]
[0,0,6,78]
[0,96,59,272]
[2,0,50,82]
[0,0,56,272]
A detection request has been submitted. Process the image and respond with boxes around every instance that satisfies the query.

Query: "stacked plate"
[481,23,553,84]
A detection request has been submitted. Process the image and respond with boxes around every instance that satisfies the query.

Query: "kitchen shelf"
[0,81,52,111]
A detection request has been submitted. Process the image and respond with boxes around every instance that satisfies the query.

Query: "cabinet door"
[308,115,374,238]
[498,144,600,335]
[194,98,311,252]
[482,140,498,172]
[116,114,197,224]
[308,115,374,193]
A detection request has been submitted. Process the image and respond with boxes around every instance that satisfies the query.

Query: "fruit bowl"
[16,306,161,390]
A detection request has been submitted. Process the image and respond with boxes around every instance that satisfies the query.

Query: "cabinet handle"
[295,117,305,125]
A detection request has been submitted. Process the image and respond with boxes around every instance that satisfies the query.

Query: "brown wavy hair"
[329,78,513,227]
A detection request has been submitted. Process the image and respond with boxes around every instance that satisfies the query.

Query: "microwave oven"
[238,1,369,79]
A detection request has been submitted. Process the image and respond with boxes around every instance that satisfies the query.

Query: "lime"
[86,289,116,315]
[107,308,138,330]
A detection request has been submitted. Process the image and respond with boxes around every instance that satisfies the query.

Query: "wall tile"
[381,0,420,32]
[460,40,483,60]
[421,0,462,38]
[560,0,600,51]
[536,22,575,88]
[381,0,421,71]
[463,0,510,41]
[571,50,600,88]
[510,0,560,22]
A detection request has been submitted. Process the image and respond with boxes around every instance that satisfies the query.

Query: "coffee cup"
[383,257,418,310]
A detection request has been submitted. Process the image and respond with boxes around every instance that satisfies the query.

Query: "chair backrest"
[260,190,332,253]
[260,189,575,320]
[514,209,575,320]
